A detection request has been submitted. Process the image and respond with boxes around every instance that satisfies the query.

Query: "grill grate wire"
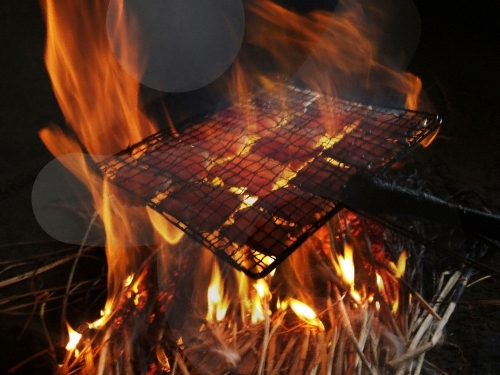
[96,85,440,278]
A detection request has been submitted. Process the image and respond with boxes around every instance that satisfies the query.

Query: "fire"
[88,306,112,330]
[39,0,426,372]
[288,298,324,331]
[393,249,408,279]
[374,249,407,313]
[65,323,82,352]
[376,272,385,292]
[243,0,422,110]
[42,0,155,156]
[124,273,134,287]
[242,194,258,209]
[40,0,161,312]
[39,0,423,307]
[337,244,355,287]
[251,279,271,324]
[333,243,364,303]
[206,261,230,323]
[147,206,185,245]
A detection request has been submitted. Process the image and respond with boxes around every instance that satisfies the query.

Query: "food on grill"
[323,130,397,168]
[247,115,283,137]
[141,143,210,181]
[251,123,322,169]
[113,164,171,201]
[191,129,249,157]
[221,207,290,257]
[96,84,441,277]
[291,157,357,200]
[208,153,285,196]
[157,184,241,232]
[212,107,282,137]
[256,188,333,226]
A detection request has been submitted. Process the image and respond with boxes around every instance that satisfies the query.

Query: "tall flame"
[40,0,161,307]
[42,0,155,155]
[241,0,422,109]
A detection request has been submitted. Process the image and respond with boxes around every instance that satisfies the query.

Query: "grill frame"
[95,85,441,278]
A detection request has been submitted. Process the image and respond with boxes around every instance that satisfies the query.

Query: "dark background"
[1,0,499,373]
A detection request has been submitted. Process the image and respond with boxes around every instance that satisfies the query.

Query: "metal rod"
[342,173,500,242]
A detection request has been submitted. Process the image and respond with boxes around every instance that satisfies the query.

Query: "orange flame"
[42,0,155,156]
[250,279,271,324]
[395,250,407,279]
[376,272,385,292]
[41,0,421,337]
[206,262,230,323]
[388,249,407,279]
[288,298,324,331]
[242,0,422,109]
[337,244,355,287]
[65,323,82,352]
[40,0,163,312]
[375,250,407,313]
[88,305,112,330]
[332,244,365,304]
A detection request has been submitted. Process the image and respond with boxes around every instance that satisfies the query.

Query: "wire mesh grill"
[96,85,441,278]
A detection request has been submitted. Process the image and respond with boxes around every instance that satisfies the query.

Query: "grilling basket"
[95,85,499,278]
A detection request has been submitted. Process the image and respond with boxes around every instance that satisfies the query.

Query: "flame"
[337,244,355,287]
[376,273,385,292]
[41,0,422,359]
[88,306,112,330]
[376,250,406,313]
[236,270,252,323]
[156,345,171,372]
[124,273,134,288]
[147,206,185,245]
[242,0,422,110]
[288,298,324,331]
[235,267,272,325]
[332,244,365,304]
[250,279,271,324]
[42,0,155,156]
[276,297,287,311]
[66,323,82,351]
[242,194,258,209]
[206,262,230,322]
[395,250,407,279]
[388,250,407,279]
[40,0,161,313]
[392,296,400,314]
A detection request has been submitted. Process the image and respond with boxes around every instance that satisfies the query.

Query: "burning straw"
[9,2,489,373]
[5,209,479,375]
